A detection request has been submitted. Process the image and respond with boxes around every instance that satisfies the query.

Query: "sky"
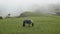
[0,0,60,17]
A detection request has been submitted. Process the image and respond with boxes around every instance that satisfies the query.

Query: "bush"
[0,16,3,19]
[56,12,60,16]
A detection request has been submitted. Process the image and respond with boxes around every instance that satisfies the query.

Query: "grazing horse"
[23,19,34,27]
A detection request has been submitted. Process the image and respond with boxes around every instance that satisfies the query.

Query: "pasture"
[0,16,60,34]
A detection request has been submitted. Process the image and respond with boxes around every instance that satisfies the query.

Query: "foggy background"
[0,0,60,17]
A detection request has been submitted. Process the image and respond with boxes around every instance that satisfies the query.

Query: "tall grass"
[0,16,60,34]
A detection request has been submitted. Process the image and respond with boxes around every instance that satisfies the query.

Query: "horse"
[23,19,34,27]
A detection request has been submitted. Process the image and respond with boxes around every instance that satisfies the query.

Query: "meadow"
[0,16,60,34]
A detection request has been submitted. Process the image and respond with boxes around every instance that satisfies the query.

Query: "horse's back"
[24,19,32,24]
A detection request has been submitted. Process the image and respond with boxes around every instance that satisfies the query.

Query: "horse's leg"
[32,23,34,27]
[23,22,25,27]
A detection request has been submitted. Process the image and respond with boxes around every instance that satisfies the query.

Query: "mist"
[0,0,60,17]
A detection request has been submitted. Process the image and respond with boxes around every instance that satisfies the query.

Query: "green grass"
[0,16,60,34]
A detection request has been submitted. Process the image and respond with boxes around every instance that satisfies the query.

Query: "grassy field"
[0,16,60,34]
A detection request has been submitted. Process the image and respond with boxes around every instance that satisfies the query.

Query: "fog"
[0,0,60,17]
